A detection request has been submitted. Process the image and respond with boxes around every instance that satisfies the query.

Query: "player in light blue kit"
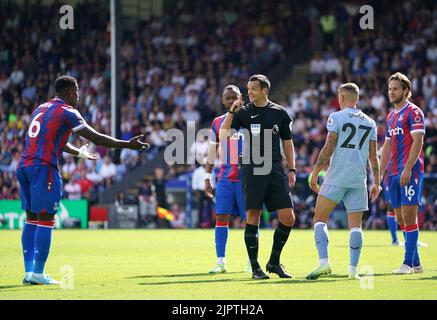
[306,83,382,280]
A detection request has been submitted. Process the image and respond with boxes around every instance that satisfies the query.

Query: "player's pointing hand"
[230,93,243,114]
[128,134,150,151]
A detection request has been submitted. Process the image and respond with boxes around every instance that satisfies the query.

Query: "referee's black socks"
[244,223,260,269]
[269,222,292,265]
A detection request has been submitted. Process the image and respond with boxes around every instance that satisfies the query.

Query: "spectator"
[0,185,13,199]
[169,203,186,229]
[114,191,127,206]
[152,168,169,210]
[310,53,325,75]
[61,156,77,180]
[77,170,93,199]
[370,90,387,111]
[191,163,212,228]
[99,156,117,183]
[64,177,82,200]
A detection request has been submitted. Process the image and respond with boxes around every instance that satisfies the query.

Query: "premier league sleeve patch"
[250,124,261,136]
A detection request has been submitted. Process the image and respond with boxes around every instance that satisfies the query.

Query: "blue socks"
[215,221,229,264]
[386,212,398,243]
[314,222,329,264]
[314,223,363,269]
[402,224,420,267]
[21,219,38,273]
[33,220,54,275]
[350,228,363,267]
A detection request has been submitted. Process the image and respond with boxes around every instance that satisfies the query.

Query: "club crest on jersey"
[272,124,279,135]
[251,124,261,136]
[415,178,419,184]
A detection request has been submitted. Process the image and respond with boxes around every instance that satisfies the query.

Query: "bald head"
[337,83,359,108]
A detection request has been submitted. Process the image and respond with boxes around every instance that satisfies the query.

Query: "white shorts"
[319,183,368,213]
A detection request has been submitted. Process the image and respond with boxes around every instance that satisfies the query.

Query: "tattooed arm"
[368,140,380,186]
[309,131,337,193]
[368,140,382,202]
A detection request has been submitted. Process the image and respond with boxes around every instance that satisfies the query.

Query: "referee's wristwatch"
[288,168,296,174]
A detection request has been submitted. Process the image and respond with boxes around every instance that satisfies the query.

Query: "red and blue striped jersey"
[18,98,86,170]
[210,113,243,182]
[385,101,425,176]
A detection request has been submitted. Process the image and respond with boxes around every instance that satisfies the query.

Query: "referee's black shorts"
[242,161,293,212]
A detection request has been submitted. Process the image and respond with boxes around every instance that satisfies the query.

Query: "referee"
[220,74,296,279]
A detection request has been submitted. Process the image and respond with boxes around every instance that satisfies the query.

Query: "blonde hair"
[389,72,412,98]
[338,83,360,100]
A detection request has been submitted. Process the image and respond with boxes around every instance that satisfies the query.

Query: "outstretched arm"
[64,142,80,157]
[310,131,337,193]
[76,123,149,150]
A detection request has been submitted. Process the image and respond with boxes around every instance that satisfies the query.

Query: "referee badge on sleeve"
[272,124,279,135]
[251,124,261,136]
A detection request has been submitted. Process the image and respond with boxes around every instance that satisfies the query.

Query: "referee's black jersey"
[231,100,293,164]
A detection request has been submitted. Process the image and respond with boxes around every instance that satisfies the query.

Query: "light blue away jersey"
[323,107,377,188]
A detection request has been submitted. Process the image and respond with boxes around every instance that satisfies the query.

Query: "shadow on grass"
[138,274,359,286]
[126,271,245,280]
[251,272,397,284]
[138,278,254,286]
[251,274,350,284]
[0,285,26,290]
[362,273,394,277]
[404,276,437,281]
[334,245,395,248]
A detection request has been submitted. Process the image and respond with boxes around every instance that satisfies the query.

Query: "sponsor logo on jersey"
[230,131,245,141]
[389,127,404,136]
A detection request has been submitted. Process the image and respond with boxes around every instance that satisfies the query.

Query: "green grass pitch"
[0,229,436,300]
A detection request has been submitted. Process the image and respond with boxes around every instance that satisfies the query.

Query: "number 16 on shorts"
[388,173,423,208]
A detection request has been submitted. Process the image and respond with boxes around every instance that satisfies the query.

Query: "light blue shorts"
[319,183,368,213]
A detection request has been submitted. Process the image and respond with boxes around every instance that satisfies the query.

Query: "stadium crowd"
[279,0,437,230]
[0,0,308,204]
[0,0,436,230]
